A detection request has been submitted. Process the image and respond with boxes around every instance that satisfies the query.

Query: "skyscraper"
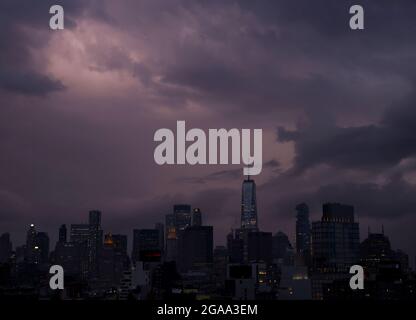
[192,208,202,227]
[59,224,67,243]
[100,233,116,280]
[89,210,101,226]
[54,241,81,276]
[70,223,90,279]
[25,224,37,264]
[155,223,165,253]
[173,204,192,231]
[312,204,360,273]
[99,233,130,285]
[323,228,413,300]
[360,229,392,268]
[111,234,130,272]
[247,231,272,264]
[311,203,360,299]
[70,224,90,244]
[178,225,213,272]
[0,233,12,263]
[272,231,294,265]
[112,234,128,254]
[35,232,50,264]
[165,214,178,262]
[165,205,192,262]
[213,245,228,286]
[360,228,410,275]
[227,230,244,264]
[295,203,311,266]
[88,210,103,278]
[241,177,258,231]
[132,229,162,263]
[99,233,127,287]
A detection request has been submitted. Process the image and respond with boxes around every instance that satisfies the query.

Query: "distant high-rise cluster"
[0,178,414,300]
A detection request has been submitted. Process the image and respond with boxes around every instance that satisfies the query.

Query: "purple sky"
[1,1,416,265]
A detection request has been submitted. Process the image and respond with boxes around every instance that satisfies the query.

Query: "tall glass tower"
[296,203,311,265]
[241,176,258,230]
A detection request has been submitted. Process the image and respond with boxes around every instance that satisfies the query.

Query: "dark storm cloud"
[71,0,416,121]
[137,0,413,121]
[314,177,416,219]
[179,160,280,184]
[0,69,65,96]
[0,0,100,96]
[178,168,242,184]
[277,93,416,172]
[237,0,416,39]
[89,45,153,87]
[259,174,416,228]
[161,58,357,116]
[256,162,416,232]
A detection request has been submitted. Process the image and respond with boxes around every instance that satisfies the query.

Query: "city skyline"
[1,176,413,270]
[1,0,416,292]
[1,187,413,272]
[1,175,414,300]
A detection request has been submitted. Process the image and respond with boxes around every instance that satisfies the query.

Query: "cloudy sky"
[1,0,416,263]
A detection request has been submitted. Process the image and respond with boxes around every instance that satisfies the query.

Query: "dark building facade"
[70,224,90,244]
[70,223,90,279]
[0,233,12,263]
[227,230,245,264]
[155,223,165,254]
[58,224,67,243]
[88,210,103,278]
[323,230,414,300]
[132,229,162,263]
[213,245,228,288]
[54,242,82,275]
[98,234,127,287]
[360,230,410,277]
[165,214,178,263]
[178,226,213,272]
[25,224,37,264]
[112,234,128,254]
[312,203,359,273]
[311,203,360,299]
[165,204,192,262]
[35,232,50,264]
[247,231,272,264]
[272,231,293,265]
